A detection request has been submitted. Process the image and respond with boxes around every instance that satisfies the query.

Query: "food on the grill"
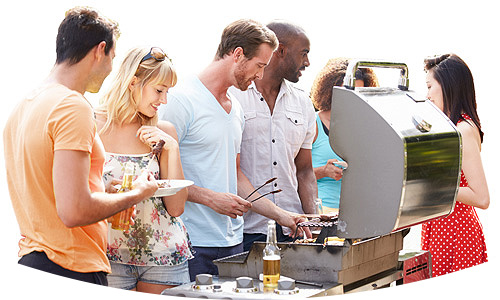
[303,214,337,222]
[294,238,316,244]
[293,236,346,246]
[324,237,345,245]
[319,214,334,222]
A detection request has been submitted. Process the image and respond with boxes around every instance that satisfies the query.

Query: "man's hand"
[277,212,312,239]
[131,170,158,202]
[105,178,121,193]
[208,193,252,219]
[185,185,252,219]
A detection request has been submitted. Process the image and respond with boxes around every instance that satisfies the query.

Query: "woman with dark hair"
[310,58,378,213]
[421,53,489,276]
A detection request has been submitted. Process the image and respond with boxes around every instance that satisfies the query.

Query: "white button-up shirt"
[230,80,316,235]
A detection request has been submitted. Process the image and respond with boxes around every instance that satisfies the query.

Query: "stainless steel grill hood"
[330,60,461,239]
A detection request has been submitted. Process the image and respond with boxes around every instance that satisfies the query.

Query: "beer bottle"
[263,220,280,288]
[111,161,136,230]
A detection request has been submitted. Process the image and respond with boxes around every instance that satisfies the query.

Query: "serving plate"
[154,179,194,197]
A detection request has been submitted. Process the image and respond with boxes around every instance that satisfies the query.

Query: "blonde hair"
[98,46,177,134]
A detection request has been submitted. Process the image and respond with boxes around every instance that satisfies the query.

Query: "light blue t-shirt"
[158,76,245,247]
[311,113,343,209]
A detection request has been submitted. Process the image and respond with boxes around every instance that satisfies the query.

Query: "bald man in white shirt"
[230,20,318,251]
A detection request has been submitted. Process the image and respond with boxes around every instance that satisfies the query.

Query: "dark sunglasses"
[141,47,169,63]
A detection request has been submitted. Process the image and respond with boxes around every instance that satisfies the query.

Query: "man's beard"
[87,73,107,93]
[234,63,253,91]
[285,65,303,84]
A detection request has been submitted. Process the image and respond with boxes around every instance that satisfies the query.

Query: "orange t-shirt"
[3,83,110,273]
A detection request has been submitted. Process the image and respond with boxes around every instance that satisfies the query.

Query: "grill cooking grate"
[293,216,338,242]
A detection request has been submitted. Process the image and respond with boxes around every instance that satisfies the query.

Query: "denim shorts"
[108,261,190,290]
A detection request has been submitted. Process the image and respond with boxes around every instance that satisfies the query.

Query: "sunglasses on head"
[141,47,169,63]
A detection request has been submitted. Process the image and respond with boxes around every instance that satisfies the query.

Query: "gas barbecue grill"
[161,60,461,299]
[332,60,460,239]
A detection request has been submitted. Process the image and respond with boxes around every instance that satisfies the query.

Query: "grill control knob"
[234,276,258,293]
[278,278,295,290]
[193,274,215,290]
[275,278,299,295]
[236,277,253,289]
[195,274,213,286]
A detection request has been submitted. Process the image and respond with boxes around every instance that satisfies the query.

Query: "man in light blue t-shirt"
[159,19,295,281]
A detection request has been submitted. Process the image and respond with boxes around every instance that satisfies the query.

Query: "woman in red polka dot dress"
[421,54,490,277]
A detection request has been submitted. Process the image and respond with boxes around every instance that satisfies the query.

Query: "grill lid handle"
[412,114,432,132]
[343,59,409,91]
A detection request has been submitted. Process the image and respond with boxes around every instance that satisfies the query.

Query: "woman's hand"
[322,159,344,180]
[136,125,178,153]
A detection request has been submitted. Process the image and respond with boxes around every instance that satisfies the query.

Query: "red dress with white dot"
[421,114,487,277]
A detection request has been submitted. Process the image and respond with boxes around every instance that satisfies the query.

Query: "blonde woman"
[96,46,193,294]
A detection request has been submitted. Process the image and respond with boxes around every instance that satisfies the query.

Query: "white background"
[0,1,498,299]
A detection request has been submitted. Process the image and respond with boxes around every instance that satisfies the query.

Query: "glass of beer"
[111,162,135,231]
[111,206,135,231]
[263,254,280,288]
[263,220,280,288]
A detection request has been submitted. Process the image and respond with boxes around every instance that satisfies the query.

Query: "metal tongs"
[250,189,282,203]
[245,177,282,203]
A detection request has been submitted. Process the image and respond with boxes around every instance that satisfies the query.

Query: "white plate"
[154,179,194,197]
[103,165,114,174]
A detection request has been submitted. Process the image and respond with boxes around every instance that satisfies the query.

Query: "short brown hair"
[310,58,378,111]
[215,19,278,60]
[56,6,120,65]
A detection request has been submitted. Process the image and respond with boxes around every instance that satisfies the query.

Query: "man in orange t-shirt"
[3,7,158,285]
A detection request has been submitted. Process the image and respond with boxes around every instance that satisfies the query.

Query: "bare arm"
[456,122,489,209]
[186,184,251,219]
[295,148,318,214]
[53,149,158,228]
[138,122,188,217]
